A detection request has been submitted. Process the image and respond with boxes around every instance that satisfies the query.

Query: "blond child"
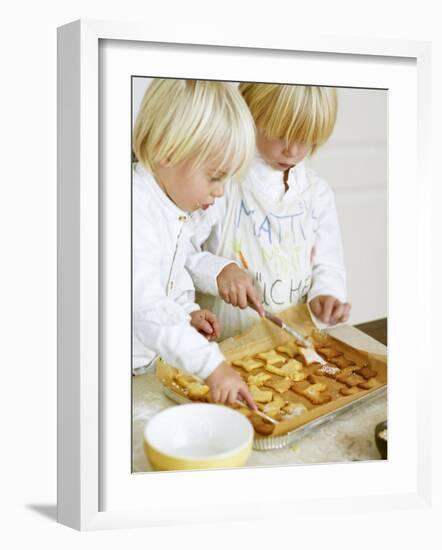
[132,79,258,407]
[187,83,351,339]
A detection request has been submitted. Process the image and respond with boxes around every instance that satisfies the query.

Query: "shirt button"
[178,215,187,222]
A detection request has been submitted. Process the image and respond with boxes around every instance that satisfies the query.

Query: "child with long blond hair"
[132,78,258,407]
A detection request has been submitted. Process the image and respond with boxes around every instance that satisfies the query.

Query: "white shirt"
[187,155,347,338]
[132,163,228,378]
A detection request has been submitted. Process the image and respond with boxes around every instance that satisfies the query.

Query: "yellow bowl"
[144,403,253,471]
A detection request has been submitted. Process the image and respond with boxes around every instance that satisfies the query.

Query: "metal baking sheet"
[162,384,387,451]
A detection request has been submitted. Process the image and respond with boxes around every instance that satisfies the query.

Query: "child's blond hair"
[133,79,255,179]
[239,83,337,154]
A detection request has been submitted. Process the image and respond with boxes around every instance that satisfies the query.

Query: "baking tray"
[157,304,387,449]
[163,384,387,451]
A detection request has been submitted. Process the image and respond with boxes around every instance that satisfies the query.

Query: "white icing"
[319,365,341,375]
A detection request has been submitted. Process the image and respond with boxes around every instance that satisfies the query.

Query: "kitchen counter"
[132,325,387,472]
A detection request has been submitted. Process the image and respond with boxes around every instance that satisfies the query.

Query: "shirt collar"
[251,152,308,194]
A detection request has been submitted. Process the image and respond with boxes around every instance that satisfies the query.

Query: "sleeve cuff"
[192,345,225,380]
[182,302,200,315]
[193,256,239,295]
[307,273,347,304]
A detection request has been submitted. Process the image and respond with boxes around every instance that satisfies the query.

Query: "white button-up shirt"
[132,163,227,378]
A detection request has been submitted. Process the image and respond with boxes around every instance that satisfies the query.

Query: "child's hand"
[309,295,351,325]
[190,309,221,341]
[206,362,257,410]
[216,263,265,317]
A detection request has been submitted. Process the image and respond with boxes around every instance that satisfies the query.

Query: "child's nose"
[284,143,299,157]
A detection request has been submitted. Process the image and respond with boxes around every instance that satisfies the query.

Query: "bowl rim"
[144,403,254,461]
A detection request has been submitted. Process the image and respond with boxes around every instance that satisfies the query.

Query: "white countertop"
[132,325,387,472]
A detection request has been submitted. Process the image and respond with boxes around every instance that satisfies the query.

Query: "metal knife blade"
[263,309,312,347]
[262,310,328,366]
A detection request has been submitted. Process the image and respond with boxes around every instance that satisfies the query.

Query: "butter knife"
[262,309,312,348]
[262,309,328,366]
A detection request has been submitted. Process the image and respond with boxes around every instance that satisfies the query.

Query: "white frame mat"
[57,19,432,530]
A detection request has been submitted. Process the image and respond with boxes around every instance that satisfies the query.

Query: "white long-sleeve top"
[132,163,229,378]
[187,155,347,339]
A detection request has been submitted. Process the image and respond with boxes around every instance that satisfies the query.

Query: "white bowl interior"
[144,404,253,459]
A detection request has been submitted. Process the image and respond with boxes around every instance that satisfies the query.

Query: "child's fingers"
[227,287,238,306]
[199,319,214,335]
[341,303,351,322]
[247,289,265,317]
[238,384,258,410]
[330,302,345,324]
[309,298,322,318]
[202,309,216,323]
[321,296,335,324]
[331,302,351,323]
[202,310,220,337]
[210,315,221,338]
[236,287,249,309]
[211,387,221,403]
[330,301,352,324]
[219,387,229,404]
[219,287,232,304]
[226,388,238,405]
[310,296,350,324]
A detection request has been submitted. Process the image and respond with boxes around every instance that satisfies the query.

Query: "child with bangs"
[132,78,258,408]
[187,83,351,339]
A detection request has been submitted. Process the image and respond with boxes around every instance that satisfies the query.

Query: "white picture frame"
[57,19,432,530]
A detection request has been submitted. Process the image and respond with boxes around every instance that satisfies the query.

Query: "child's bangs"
[135,79,255,178]
[262,111,320,149]
[276,111,330,151]
[188,110,255,180]
[254,86,337,153]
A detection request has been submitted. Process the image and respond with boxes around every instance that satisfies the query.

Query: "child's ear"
[158,157,172,168]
